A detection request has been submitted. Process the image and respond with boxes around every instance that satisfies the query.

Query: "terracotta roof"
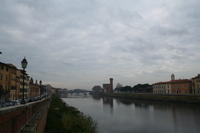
[153,79,191,85]
[153,81,168,85]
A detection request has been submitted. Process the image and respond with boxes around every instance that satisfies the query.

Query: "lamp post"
[21,57,28,104]
[39,80,42,98]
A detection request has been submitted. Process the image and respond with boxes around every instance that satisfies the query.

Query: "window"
[1,65,4,70]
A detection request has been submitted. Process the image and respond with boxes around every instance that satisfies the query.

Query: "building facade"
[16,69,30,99]
[170,80,192,94]
[192,74,200,95]
[0,61,45,103]
[7,64,18,101]
[153,82,168,94]
[0,62,19,101]
[153,74,192,95]
[29,78,41,98]
[103,78,113,93]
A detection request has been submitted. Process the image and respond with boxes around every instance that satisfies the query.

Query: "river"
[62,95,200,133]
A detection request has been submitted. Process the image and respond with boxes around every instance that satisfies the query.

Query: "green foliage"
[132,84,153,93]
[115,84,153,93]
[45,95,96,133]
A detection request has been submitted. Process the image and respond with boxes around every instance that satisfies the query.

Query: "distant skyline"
[1,0,200,89]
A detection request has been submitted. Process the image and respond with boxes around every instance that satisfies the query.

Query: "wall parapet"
[0,98,50,133]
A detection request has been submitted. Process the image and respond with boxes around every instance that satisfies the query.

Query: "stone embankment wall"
[99,93,200,104]
[0,99,50,133]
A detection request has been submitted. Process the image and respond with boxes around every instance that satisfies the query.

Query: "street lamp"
[39,80,42,98]
[21,57,28,104]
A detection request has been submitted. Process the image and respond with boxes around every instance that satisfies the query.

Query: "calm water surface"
[62,95,200,133]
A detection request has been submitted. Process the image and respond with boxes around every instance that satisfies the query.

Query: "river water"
[62,95,200,133]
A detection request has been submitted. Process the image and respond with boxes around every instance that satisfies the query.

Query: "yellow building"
[192,74,200,95]
[17,69,30,100]
[29,78,41,98]
[7,64,18,101]
[0,62,18,101]
[153,74,192,95]
[0,62,31,101]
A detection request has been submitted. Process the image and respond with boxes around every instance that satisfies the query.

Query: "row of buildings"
[153,74,200,95]
[0,61,45,102]
[93,74,200,96]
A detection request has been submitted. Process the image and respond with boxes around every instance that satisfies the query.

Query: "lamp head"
[21,57,28,69]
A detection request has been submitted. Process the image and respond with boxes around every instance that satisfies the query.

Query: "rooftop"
[153,79,191,85]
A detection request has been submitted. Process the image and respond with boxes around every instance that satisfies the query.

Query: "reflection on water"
[103,97,113,114]
[63,95,200,133]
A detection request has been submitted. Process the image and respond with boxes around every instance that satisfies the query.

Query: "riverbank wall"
[0,98,50,133]
[99,93,200,104]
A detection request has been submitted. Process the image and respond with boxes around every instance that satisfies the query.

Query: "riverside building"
[29,78,41,98]
[153,74,192,95]
[0,61,42,102]
[192,74,200,95]
[103,78,113,93]
[18,69,30,99]
[0,62,19,101]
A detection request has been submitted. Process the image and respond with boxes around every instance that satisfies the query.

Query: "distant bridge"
[67,90,91,94]
[57,89,92,97]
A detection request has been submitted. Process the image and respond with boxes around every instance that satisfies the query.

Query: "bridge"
[56,89,92,98]
[67,89,91,94]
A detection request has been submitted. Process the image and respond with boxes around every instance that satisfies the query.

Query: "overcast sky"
[0,0,200,89]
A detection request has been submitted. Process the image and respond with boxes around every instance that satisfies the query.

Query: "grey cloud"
[151,25,189,36]
[0,0,200,89]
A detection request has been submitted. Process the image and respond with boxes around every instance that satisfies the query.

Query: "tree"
[114,83,123,92]
[115,85,132,92]
[123,86,132,92]
[92,85,103,93]
[132,83,153,93]
[116,83,123,89]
